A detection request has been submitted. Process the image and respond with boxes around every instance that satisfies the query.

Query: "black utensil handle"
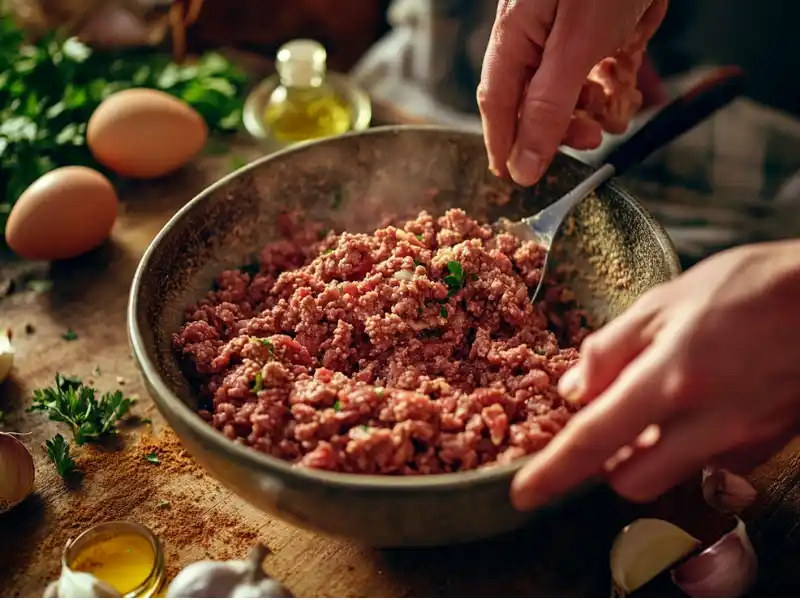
[606,66,745,176]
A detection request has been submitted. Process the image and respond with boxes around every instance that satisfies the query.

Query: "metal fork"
[499,66,745,304]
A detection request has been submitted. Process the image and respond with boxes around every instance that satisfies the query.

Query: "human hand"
[512,241,800,510]
[478,0,668,186]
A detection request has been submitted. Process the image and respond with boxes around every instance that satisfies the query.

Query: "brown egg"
[87,88,208,179]
[6,166,118,261]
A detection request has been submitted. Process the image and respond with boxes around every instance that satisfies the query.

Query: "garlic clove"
[701,467,758,514]
[672,516,758,598]
[231,580,293,598]
[0,329,14,384]
[58,565,121,597]
[0,432,35,514]
[610,518,701,596]
[166,560,249,597]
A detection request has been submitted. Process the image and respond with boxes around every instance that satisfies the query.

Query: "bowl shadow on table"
[376,485,628,597]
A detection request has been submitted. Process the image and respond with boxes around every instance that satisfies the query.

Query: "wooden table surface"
[1,136,799,598]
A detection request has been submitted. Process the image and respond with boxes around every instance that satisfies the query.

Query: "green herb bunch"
[29,373,134,445]
[0,14,247,235]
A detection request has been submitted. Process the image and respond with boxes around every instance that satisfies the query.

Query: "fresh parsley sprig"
[45,433,80,479]
[29,374,134,445]
[0,14,247,237]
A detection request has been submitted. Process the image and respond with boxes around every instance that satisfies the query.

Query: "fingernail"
[558,368,583,402]
[507,144,543,187]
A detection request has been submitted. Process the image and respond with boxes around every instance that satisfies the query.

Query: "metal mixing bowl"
[128,126,681,548]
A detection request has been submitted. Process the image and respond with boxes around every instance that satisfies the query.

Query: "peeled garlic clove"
[701,467,757,514]
[0,432,35,514]
[610,518,701,596]
[672,517,758,598]
[57,566,121,597]
[0,330,14,383]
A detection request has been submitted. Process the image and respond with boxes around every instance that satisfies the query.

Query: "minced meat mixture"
[173,209,591,475]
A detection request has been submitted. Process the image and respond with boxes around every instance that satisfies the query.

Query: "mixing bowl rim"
[128,124,681,492]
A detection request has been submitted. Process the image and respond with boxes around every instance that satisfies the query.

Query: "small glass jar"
[243,38,371,150]
[62,520,166,598]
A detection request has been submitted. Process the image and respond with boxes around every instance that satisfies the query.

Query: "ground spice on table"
[34,427,261,586]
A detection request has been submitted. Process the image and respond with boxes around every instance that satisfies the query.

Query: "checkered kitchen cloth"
[571,67,800,265]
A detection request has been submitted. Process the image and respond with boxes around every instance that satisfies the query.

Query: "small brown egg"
[87,88,208,179]
[6,166,118,261]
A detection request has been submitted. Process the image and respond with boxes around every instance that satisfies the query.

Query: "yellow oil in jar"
[71,532,156,595]
[262,39,353,144]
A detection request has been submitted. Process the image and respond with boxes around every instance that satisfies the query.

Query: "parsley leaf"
[145,453,161,464]
[333,399,341,411]
[252,371,264,393]
[61,328,78,341]
[0,15,248,240]
[440,306,448,318]
[444,261,467,296]
[45,433,80,479]
[29,374,133,445]
[253,337,274,352]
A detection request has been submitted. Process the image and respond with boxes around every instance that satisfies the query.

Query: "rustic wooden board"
[1,139,799,598]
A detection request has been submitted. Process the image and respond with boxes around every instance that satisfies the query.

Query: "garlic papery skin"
[167,543,293,598]
[610,518,701,596]
[672,517,758,598]
[702,467,757,514]
[52,565,121,598]
[0,330,14,384]
[0,432,35,514]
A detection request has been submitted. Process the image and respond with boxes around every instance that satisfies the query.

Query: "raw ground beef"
[173,209,591,475]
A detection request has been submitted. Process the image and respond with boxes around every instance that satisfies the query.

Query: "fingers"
[478,2,543,178]
[562,115,604,150]
[558,297,660,403]
[607,409,723,503]
[511,345,673,510]
[507,13,600,186]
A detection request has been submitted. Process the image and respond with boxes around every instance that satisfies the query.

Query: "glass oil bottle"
[261,39,354,144]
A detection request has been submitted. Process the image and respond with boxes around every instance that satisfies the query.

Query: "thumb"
[507,18,604,186]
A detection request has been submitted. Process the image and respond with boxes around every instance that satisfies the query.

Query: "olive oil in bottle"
[263,39,353,144]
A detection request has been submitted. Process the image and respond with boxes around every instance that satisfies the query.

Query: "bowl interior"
[133,126,680,453]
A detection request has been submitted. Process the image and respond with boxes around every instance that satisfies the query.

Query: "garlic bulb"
[0,329,14,384]
[167,543,292,598]
[0,432,35,514]
[44,565,120,598]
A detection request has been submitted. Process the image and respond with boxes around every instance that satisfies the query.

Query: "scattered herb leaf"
[443,261,467,296]
[323,248,334,255]
[45,433,80,479]
[375,387,384,398]
[440,306,448,318]
[360,425,369,430]
[333,399,341,411]
[253,337,274,352]
[29,373,133,444]
[252,371,264,393]
[416,234,424,242]
[145,453,161,464]
[61,328,78,341]
[229,155,247,171]
[157,500,170,508]
[470,273,479,281]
